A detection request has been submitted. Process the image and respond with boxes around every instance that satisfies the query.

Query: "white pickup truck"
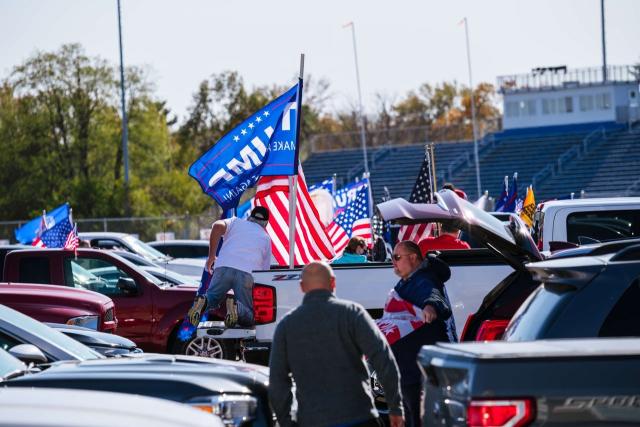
[194,190,640,363]
[532,197,640,252]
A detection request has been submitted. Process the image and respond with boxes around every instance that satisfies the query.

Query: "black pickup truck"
[419,338,640,426]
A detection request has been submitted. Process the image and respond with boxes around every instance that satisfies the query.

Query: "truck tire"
[181,335,237,360]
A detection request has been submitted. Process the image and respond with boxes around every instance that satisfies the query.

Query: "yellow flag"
[520,186,536,228]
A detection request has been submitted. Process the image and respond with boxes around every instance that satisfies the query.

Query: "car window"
[0,331,21,352]
[0,348,26,379]
[599,280,640,337]
[65,258,136,296]
[92,239,127,250]
[503,285,572,341]
[122,235,168,261]
[567,210,640,245]
[18,257,50,284]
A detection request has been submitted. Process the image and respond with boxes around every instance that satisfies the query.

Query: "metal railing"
[0,214,217,244]
[497,64,639,94]
[529,126,607,190]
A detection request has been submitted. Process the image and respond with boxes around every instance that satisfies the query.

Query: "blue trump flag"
[189,84,300,210]
[14,203,70,244]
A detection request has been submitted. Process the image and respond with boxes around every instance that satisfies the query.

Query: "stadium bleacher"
[301,122,640,204]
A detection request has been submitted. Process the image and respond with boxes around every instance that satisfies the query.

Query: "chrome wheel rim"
[185,336,223,358]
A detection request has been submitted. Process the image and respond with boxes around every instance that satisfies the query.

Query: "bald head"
[300,261,336,293]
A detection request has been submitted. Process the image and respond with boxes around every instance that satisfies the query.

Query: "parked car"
[79,232,170,262]
[504,242,640,341]
[80,232,205,277]
[0,387,223,427]
[0,304,272,426]
[148,239,209,259]
[419,338,640,426]
[0,282,116,333]
[47,323,142,357]
[3,248,199,352]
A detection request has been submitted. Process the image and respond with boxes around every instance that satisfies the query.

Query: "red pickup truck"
[3,248,197,353]
[0,282,116,332]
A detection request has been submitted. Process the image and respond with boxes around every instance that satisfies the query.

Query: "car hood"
[13,353,268,394]
[377,189,543,270]
[47,324,137,349]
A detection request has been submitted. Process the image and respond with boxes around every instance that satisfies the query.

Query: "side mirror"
[117,277,138,295]
[9,344,47,364]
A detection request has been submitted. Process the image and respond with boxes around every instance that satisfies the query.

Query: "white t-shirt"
[214,217,271,273]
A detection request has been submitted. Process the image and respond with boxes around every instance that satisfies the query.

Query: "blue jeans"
[205,267,254,326]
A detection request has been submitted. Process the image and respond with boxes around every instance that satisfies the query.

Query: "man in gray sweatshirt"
[269,261,404,427]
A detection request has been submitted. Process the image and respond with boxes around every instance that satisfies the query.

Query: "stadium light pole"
[462,17,482,199]
[344,22,370,176]
[601,0,607,82]
[117,0,129,186]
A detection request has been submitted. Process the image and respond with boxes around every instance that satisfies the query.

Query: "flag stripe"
[255,166,336,266]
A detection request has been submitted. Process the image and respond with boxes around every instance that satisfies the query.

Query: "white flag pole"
[288,53,304,268]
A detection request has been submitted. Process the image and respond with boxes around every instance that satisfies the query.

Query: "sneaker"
[188,295,207,326]
[225,295,238,328]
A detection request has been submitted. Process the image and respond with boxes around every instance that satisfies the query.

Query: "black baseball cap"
[250,206,270,221]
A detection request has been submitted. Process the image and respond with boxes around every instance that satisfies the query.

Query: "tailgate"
[419,340,640,426]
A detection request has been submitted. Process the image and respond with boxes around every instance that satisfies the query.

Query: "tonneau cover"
[421,337,640,361]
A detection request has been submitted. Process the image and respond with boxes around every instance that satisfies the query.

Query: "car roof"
[79,232,130,238]
[540,197,640,210]
[0,387,222,427]
[148,240,209,245]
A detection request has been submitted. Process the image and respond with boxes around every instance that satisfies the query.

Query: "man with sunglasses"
[383,241,455,427]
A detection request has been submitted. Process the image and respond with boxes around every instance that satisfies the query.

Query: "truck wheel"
[183,336,236,360]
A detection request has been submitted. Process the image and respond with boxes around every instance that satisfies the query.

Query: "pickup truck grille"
[104,307,114,322]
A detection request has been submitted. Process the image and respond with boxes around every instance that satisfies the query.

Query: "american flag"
[397,148,435,243]
[64,223,79,252]
[254,167,336,266]
[38,217,74,248]
[326,183,372,254]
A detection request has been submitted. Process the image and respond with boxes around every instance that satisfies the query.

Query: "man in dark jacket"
[389,241,456,427]
[269,261,404,427]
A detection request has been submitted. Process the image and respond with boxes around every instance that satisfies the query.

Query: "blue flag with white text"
[189,84,300,210]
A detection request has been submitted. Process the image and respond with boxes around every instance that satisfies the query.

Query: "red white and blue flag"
[325,181,372,254]
[254,167,336,266]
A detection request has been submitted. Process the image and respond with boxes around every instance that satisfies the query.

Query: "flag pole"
[288,53,305,269]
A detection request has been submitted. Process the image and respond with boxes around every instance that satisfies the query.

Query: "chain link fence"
[0,215,217,244]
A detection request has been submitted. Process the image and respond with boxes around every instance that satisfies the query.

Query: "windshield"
[0,348,26,379]
[123,235,169,261]
[0,305,102,361]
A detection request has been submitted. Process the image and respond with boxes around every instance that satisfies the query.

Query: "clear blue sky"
[2,0,639,123]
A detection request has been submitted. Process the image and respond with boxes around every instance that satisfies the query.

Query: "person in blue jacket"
[389,240,457,427]
[332,236,368,264]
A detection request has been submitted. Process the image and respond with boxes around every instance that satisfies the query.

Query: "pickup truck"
[0,282,116,332]
[2,248,198,353]
[532,197,640,252]
[419,338,640,426]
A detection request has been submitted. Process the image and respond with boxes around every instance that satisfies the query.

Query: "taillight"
[253,284,276,324]
[475,319,509,341]
[460,314,475,341]
[467,398,535,427]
